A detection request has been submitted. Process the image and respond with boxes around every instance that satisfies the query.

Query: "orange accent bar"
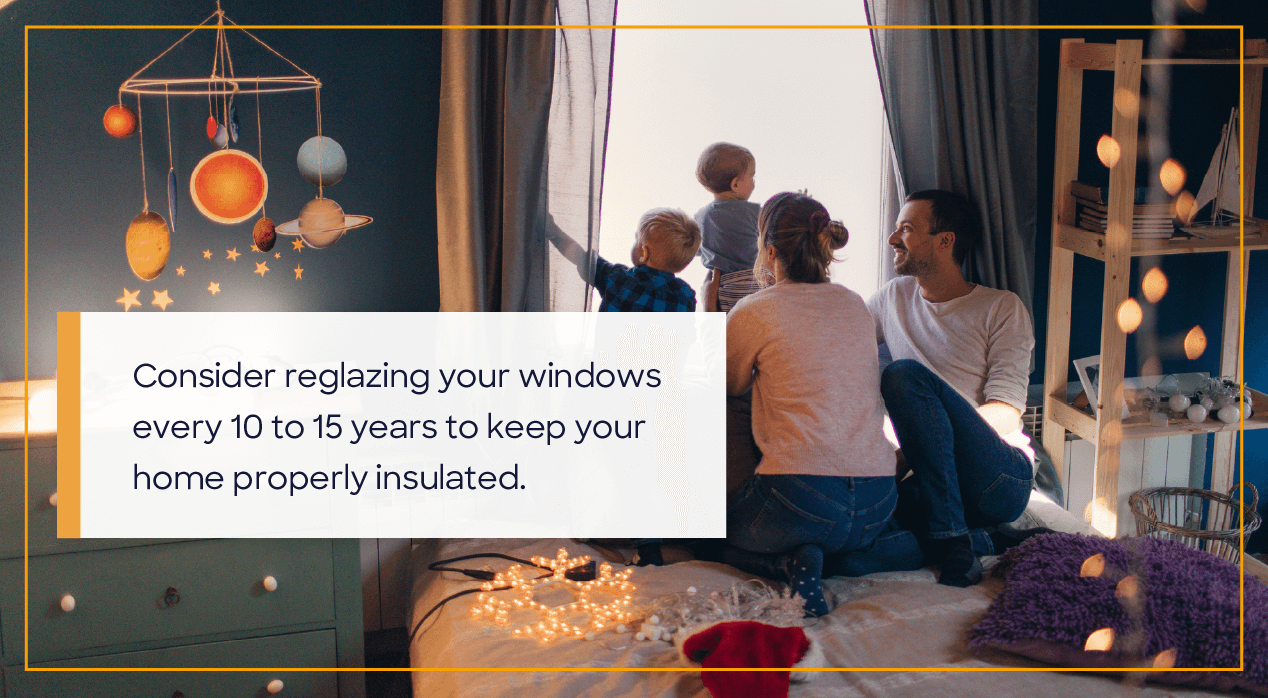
[56,312,80,538]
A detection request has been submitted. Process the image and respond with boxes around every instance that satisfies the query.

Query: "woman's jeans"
[728,474,897,556]
[828,359,1032,577]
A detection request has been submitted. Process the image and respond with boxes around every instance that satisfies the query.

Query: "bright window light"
[599,1,884,307]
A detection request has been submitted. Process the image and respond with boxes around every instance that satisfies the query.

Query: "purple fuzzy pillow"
[968,532,1268,695]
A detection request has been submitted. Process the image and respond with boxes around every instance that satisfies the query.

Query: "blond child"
[549,207,701,312]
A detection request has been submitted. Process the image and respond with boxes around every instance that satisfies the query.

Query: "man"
[853,190,1037,587]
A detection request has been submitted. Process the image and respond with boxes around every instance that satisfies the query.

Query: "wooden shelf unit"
[1041,38,1265,537]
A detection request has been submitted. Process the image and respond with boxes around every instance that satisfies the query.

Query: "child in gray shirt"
[694,143,763,312]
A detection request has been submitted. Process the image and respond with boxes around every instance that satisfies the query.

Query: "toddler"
[694,142,762,312]
[547,208,701,565]
[550,207,701,313]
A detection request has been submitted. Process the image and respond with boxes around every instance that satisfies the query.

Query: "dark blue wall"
[0,1,443,381]
[1033,2,1267,551]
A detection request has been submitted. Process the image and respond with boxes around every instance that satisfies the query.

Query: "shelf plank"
[1066,40,1267,70]
[1055,223,1268,258]
[1047,395,1098,442]
[1046,388,1268,444]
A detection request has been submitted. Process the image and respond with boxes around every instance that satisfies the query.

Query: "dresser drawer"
[12,629,342,697]
[29,539,335,661]
[0,438,193,559]
[0,558,18,667]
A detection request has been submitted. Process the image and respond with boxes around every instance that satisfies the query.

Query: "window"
[598,1,885,306]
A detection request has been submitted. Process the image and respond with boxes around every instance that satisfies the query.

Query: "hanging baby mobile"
[104,1,370,283]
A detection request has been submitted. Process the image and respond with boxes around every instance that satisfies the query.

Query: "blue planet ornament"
[297,136,347,187]
[213,125,229,149]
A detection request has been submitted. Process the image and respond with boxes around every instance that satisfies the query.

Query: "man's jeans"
[728,474,896,556]
[827,359,1032,576]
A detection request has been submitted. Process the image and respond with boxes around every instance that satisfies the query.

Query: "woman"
[718,191,896,616]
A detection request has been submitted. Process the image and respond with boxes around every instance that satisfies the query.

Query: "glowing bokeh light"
[1079,553,1106,578]
[1176,190,1197,222]
[1143,267,1168,303]
[1113,88,1139,119]
[1154,648,1178,669]
[1160,158,1186,195]
[1085,627,1115,652]
[1185,0,1206,12]
[1116,298,1143,333]
[1097,135,1121,168]
[1184,325,1207,360]
[1115,575,1139,600]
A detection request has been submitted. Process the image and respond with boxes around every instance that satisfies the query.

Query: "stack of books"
[1070,181,1178,239]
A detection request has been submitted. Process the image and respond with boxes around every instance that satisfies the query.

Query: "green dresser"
[0,436,366,698]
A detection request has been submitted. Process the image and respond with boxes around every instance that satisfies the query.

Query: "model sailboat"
[1181,108,1261,238]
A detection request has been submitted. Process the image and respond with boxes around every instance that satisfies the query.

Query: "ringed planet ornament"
[103,105,138,138]
[253,217,277,252]
[276,197,371,249]
[297,136,347,187]
[125,210,171,281]
[189,149,268,225]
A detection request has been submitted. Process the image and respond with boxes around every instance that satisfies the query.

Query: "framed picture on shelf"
[1073,355,1130,419]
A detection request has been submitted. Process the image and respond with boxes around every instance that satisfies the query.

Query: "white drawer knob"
[267,678,284,694]
[49,491,57,507]
[60,594,76,612]
[263,575,278,592]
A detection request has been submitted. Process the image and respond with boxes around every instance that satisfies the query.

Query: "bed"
[407,491,1244,697]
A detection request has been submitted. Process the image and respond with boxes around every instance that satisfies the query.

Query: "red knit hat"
[679,620,819,698]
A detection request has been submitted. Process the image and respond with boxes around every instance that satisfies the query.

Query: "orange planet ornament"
[253,217,276,252]
[206,115,219,141]
[103,105,138,138]
[125,210,171,281]
[189,149,268,224]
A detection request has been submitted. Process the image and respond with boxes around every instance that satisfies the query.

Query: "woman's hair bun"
[822,220,849,250]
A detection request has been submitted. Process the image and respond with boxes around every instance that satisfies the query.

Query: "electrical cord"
[407,552,599,652]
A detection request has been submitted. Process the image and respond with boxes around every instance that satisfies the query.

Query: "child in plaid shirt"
[551,207,702,313]
[547,208,700,565]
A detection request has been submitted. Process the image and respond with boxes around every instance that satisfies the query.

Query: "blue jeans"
[728,474,896,556]
[827,360,1031,576]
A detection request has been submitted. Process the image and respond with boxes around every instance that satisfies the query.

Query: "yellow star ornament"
[116,288,141,312]
[251,244,261,253]
[152,290,174,311]
[226,248,241,262]
[176,266,186,276]
[207,282,221,295]
[274,252,281,259]
[254,261,269,277]
[291,238,304,252]
[294,265,303,280]
[202,249,212,259]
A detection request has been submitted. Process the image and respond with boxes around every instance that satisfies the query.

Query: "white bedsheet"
[408,493,1229,697]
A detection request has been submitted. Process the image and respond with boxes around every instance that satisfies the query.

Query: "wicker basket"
[1129,483,1261,563]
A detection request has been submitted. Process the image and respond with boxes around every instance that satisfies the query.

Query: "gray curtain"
[436,0,615,311]
[866,0,1038,318]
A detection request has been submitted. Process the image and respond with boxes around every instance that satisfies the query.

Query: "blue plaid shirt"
[592,257,696,312]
